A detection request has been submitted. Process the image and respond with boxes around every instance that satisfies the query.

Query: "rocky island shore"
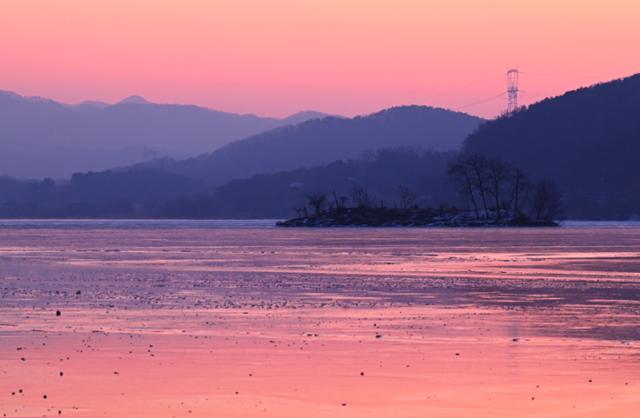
[276,207,559,227]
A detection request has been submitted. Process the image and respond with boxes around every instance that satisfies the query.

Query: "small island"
[277,154,562,228]
[276,206,559,227]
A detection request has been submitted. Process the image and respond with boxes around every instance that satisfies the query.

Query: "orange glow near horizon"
[1,0,639,118]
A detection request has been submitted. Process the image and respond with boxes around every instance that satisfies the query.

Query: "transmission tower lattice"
[506,68,520,114]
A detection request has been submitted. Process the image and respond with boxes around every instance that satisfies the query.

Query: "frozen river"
[1,221,639,417]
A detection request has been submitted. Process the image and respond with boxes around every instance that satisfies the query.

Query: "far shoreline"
[1,218,639,230]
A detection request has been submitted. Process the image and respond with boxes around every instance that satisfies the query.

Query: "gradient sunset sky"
[1,0,639,118]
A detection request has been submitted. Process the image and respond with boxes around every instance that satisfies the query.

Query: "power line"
[454,92,505,111]
[424,68,529,115]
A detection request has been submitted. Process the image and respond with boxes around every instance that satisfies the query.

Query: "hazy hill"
[464,73,640,219]
[0,90,328,179]
[0,149,456,219]
[140,106,484,186]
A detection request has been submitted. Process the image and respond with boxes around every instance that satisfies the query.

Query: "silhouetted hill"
[140,106,483,186]
[464,73,640,219]
[0,90,328,179]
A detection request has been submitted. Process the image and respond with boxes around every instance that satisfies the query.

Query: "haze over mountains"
[0,90,328,178]
[0,73,638,219]
[138,106,483,186]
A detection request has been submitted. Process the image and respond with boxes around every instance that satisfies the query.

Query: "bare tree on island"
[532,180,562,222]
[350,185,371,209]
[466,155,491,218]
[448,153,561,224]
[331,190,348,211]
[447,160,481,219]
[485,158,510,221]
[293,201,309,218]
[509,167,530,217]
[397,185,417,210]
[305,193,327,216]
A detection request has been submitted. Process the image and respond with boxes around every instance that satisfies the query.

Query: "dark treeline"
[0,149,455,218]
[447,154,562,223]
[0,147,563,221]
[0,170,206,218]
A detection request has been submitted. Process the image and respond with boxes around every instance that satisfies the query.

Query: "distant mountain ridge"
[0,90,330,179]
[281,111,333,125]
[137,105,484,186]
[1,74,638,220]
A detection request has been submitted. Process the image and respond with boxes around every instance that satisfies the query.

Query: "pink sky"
[1,0,639,118]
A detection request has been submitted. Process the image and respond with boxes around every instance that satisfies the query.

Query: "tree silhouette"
[306,193,327,216]
[532,180,562,222]
[397,185,417,209]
